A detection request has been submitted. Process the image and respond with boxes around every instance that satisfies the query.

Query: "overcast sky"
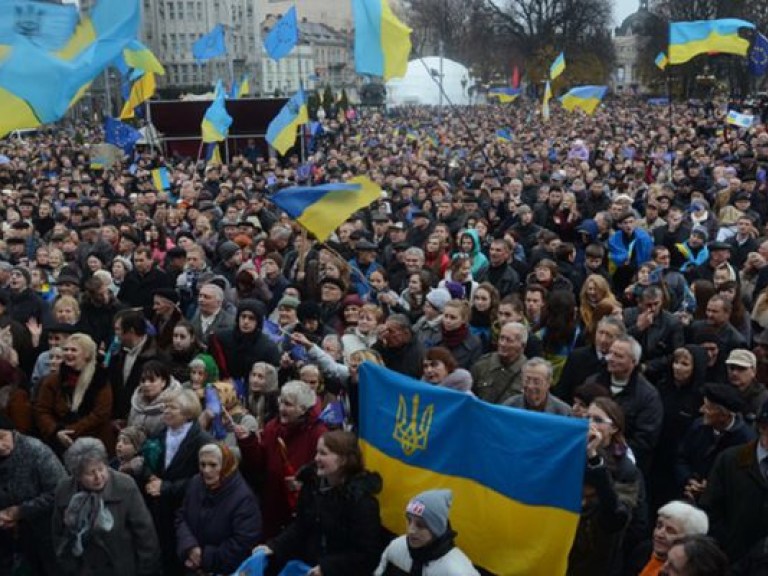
[613,0,641,27]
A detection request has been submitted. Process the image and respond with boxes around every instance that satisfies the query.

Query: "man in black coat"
[373,314,425,380]
[118,247,173,316]
[476,238,520,298]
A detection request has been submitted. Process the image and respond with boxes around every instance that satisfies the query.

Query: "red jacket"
[238,415,326,540]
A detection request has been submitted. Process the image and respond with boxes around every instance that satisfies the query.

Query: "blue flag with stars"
[104,117,141,155]
[264,5,299,61]
[192,24,226,62]
[749,32,768,76]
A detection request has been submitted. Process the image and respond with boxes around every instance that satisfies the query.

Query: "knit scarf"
[441,324,469,349]
[62,491,114,557]
[408,530,457,575]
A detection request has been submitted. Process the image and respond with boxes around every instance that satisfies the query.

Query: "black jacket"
[556,345,604,403]
[623,308,685,380]
[117,266,173,316]
[269,465,383,576]
[373,338,425,380]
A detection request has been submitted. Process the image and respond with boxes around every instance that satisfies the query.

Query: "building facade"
[612,0,657,94]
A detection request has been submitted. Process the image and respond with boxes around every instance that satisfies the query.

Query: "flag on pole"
[266,88,309,155]
[560,85,607,115]
[122,40,165,75]
[269,176,382,241]
[655,51,668,70]
[119,71,156,119]
[201,82,233,142]
[549,52,565,80]
[358,363,586,576]
[669,19,755,64]
[542,80,552,122]
[488,87,521,103]
[352,0,412,80]
[104,117,141,154]
[263,5,299,61]
[192,24,226,61]
[748,32,768,76]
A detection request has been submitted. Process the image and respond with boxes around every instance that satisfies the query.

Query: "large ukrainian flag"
[560,85,607,115]
[270,176,382,241]
[359,363,587,576]
[353,0,412,81]
[669,19,755,64]
[0,0,141,138]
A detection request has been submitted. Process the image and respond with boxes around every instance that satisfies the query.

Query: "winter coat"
[118,266,173,315]
[623,308,685,379]
[79,295,127,351]
[433,330,483,370]
[476,261,520,298]
[471,353,526,405]
[701,441,768,563]
[269,465,383,576]
[375,535,479,576]
[128,379,182,437]
[373,338,425,380]
[209,323,280,381]
[52,469,161,576]
[35,364,114,453]
[238,415,327,540]
[556,346,604,403]
[108,336,165,421]
[8,287,50,325]
[175,471,262,574]
[0,432,67,574]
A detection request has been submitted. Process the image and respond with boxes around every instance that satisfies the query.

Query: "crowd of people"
[0,94,767,576]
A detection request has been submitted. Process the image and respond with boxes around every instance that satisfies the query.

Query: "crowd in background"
[0,96,767,575]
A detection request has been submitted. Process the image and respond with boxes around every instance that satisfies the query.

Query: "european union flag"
[358,362,586,576]
[192,24,226,62]
[104,117,141,155]
[749,32,768,76]
[264,5,299,61]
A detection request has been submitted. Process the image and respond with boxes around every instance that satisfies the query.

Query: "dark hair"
[425,346,459,373]
[691,279,716,321]
[670,535,729,576]
[542,290,577,352]
[591,397,627,449]
[573,382,610,405]
[115,308,147,336]
[585,243,605,259]
[716,281,746,328]
[321,430,365,479]
[140,359,171,384]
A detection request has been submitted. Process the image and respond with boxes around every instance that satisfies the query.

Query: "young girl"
[469,282,500,353]
[367,269,400,313]
[399,271,431,323]
[111,425,146,478]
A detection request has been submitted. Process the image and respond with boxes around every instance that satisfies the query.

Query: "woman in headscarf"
[258,430,383,576]
[35,333,114,455]
[235,381,327,540]
[175,443,261,574]
[52,437,161,576]
[208,299,280,381]
[247,361,280,432]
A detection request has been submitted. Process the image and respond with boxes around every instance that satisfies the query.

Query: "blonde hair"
[54,295,81,322]
[443,299,470,323]
[65,333,97,412]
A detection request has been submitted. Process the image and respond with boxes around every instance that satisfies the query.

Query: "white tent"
[386,57,472,106]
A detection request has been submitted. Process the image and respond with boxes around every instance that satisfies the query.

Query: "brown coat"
[35,364,114,453]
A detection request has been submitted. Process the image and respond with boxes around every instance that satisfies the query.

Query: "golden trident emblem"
[393,394,434,456]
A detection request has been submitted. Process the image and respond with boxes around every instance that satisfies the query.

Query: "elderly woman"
[142,388,211,576]
[422,346,473,394]
[236,380,327,540]
[176,444,261,574]
[247,361,280,431]
[633,501,709,576]
[35,333,114,455]
[52,438,161,576]
[259,430,383,576]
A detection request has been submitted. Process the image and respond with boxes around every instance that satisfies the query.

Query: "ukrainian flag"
[151,167,171,191]
[488,87,521,103]
[122,40,165,75]
[727,109,754,128]
[542,80,553,122]
[669,19,755,64]
[353,0,412,81]
[266,88,308,156]
[0,0,140,138]
[237,75,250,98]
[119,71,156,119]
[496,128,513,142]
[270,176,382,241]
[560,85,607,115]
[359,363,586,576]
[549,52,566,80]
[201,81,232,143]
[655,51,668,70]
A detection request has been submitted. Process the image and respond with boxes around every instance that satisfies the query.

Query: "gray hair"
[200,282,224,303]
[280,380,317,411]
[251,362,278,393]
[199,443,224,464]
[641,285,663,302]
[614,335,642,364]
[321,334,343,353]
[64,437,108,477]
[386,313,412,333]
[597,315,627,335]
[159,388,202,420]
[523,357,553,382]
[500,321,529,345]
[658,501,709,535]
[404,247,425,262]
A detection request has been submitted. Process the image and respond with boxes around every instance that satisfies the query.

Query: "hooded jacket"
[455,229,489,278]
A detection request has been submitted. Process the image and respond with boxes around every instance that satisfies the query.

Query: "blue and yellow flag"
[496,128,513,142]
[123,40,165,75]
[266,88,308,155]
[488,87,521,103]
[264,5,299,61]
[727,109,754,128]
[270,176,382,241]
[669,19,755,64]
[119,71,156,119]
[0,0,140,137]
[560,85,607,115]
[201,81,232,143]
[192,24,226,61]
[0,0,79,51]
[655,51,668,70]
[549,51,566,80]
[542,80,553,122]
[359,363,586,576]
[352,0,411,81]
[151,167,171,191]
